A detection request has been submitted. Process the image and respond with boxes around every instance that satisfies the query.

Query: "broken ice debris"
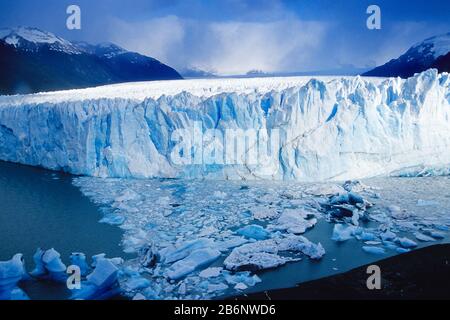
[166,248,222,280]
[251,207,279,220]
[162,238,215,264]
[31,248,67,282]
[0,254,28,300]
[330,192,364,206]
[236,225,269,240]
[331,224,357,242]
[70,253,90,276]
[272,209,317,234]
[139,244,159,268]
[362,246,386,255]
[71,258,120,300]
[199,267,222,278]
[414,232,436,242]
[396,237,418,248]
[224,236,324,271]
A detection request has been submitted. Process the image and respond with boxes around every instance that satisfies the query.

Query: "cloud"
[107,15,328,75]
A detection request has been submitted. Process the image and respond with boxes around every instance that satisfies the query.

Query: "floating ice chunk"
[362,246,386,255]
[273,209,317,234]
[387,205,410,220]
[365,241,381,245]
[124,276,151,291]
[234,283,248,290]
[138,245,158,268]
[251,207,279,220]
[355,230,377,242]
[30,248,46,277]
[109,257,124,266]
[343,181,370,193]
[380,230,397,242]
[331,224,357,242]
[100,213,125,225]
[396,247,411,254]
[435,225,450,231]
[199,267,222,278]
[299,240,326,260]
[31,248,67,282]
[224,235,324,271]
[178,282,187,295]
[223,271,262,287]
[0,254,27,300]
[42,248,67,273]
[115,189,140,202]
[414,232,436,242]
[9,287,29,300]
[91,253,106,267]
[166,248,221,281]
[132,293,146,300]
[330,192,364,206]
[213,191,227,199]
[72,258,120,300]
[199,226,219,237]
[216,237,249,252]
[70,253,89,276]
[396,237,418,248]
[225,252,287,272]
[305,184,345,196]
[86,258,119,288]
[236,225,269,240]
[429,231,445,239]
[163,238,216,264]
[207,283,228,293]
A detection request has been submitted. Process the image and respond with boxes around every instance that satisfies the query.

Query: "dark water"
[0,161,129,299]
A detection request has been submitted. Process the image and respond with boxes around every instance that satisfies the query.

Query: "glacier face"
[0,69,449,181]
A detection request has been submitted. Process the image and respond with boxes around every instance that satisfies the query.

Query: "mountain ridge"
[0,26,182,95]
[364,32,450,77]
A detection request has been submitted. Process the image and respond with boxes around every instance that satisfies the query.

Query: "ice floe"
[66,176,450,300]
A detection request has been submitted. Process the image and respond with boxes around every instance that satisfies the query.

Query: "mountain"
[180,67,218,79]
[364,32,450,78]
[0,27,182,95]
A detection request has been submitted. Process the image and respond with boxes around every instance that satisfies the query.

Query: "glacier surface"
[0,69,449,181]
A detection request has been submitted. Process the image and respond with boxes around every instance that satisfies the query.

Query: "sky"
[0,0,449,75]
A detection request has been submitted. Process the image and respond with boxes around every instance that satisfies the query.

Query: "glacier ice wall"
[0,69,449,181]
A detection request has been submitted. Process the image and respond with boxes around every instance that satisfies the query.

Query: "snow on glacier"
[69,174,450,300]
[1,69,449,181]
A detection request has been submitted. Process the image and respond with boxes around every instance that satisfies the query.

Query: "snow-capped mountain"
[0,26,82,54]
[0,27,182,95]
[364,32,450,77]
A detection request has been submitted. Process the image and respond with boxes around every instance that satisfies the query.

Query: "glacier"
[0,69,449,181]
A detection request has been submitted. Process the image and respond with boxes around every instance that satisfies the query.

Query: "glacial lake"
[1,160,449,299]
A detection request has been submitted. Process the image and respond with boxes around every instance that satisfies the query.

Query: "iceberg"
[236,225,269,240]
[70,252,90,276]
[331,224,357,242]
[271,208,317,234]
[0,70,448,181]
[0,254,28,300]
[362,246,386,255]
[71,258,120,300]
[31,248,67,282]
[223,235,324,271]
